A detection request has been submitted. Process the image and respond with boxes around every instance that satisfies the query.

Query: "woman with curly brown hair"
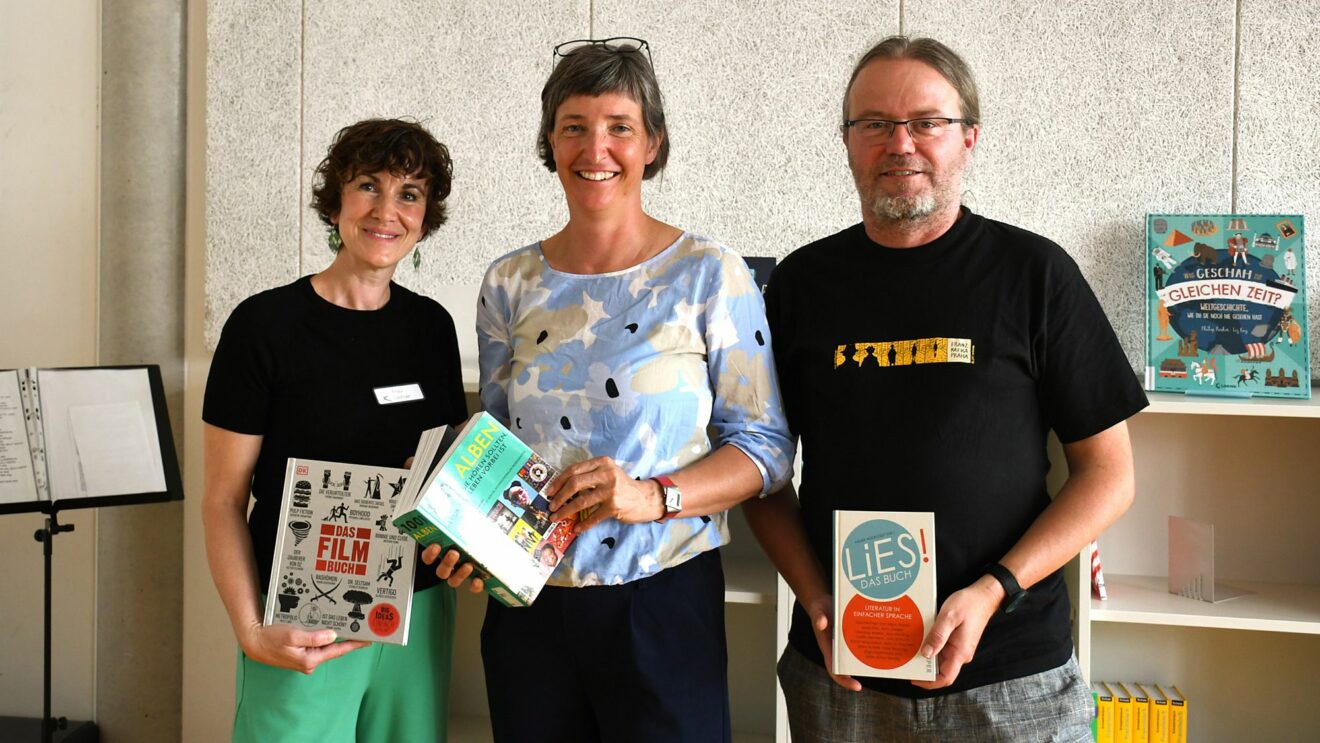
[202,118,467,741]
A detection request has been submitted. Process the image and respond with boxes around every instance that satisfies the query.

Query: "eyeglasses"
[842,117,973,143]
[553,37,653,69]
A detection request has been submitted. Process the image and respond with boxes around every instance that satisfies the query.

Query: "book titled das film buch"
[832,510,937,680]
[392,411,580,608]
[1145,214,1308,399]
[264,459,417,644]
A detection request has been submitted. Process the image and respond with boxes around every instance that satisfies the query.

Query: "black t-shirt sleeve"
[427,298,470,427]
[203,298,274,435]
[1037,249,1149,443]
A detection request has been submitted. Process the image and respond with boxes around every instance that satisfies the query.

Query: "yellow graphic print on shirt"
[833,338,975,368]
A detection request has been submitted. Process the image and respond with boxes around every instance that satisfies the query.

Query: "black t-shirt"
[766,209,1148,697]
[203,276,468,593]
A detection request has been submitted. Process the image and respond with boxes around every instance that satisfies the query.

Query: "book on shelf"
[1125,682,1150,743]
[392,411,580,609]
[1110,681,1134,743]
[263,458,417,644]
[1093,681,1115,743]
[1141,682,1169,743]
[1145,214,1309,399]
[0,365,182,515]
[831,510,937,681]
[1157,685,1188,743]
[1091,539,1108,600]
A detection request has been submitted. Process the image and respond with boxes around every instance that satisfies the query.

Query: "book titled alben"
[1145,214,1309,399]
[392,411,579,608]
[832,510,937,680]
[264,458,417,644]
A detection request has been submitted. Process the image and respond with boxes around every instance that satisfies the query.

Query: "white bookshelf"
[1092,574,1320,634]
[1077,392,1320,740]
[1143,390,1320,418]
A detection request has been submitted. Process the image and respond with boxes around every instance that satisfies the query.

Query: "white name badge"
[374,383,425,405]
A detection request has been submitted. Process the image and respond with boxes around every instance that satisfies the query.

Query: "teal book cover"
[1145,214,1309,399]
[393,412,578,607]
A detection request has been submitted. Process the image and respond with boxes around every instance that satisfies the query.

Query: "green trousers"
[233,585,455,743]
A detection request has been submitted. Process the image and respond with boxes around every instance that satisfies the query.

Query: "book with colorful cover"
[832,510,937,680]
[391,411,580,608]
[264,458,416,644]
[1145,214,1309,399]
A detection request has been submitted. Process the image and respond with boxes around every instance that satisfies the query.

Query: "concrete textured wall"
[205,0,1320,376]
[97,0,187,739]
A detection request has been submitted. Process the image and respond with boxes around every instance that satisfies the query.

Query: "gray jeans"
[777,645,1093,742]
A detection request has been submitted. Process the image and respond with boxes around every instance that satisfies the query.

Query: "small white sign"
[374,383,425,405]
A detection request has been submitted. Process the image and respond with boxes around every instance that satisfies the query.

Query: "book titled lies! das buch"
[392,411,580,608]
[833,510,937,680]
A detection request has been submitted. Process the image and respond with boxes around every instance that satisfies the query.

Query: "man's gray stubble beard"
[866,191,938,221]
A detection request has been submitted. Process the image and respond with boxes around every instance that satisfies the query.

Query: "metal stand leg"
[34,511,74,743]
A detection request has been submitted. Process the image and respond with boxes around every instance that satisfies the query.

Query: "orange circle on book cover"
[369,603,400,637]
[841,593,924,670]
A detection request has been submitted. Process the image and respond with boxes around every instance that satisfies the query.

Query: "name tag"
[374,383,424,405]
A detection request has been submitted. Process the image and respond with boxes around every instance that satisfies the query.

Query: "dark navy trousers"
[481,548,732,743]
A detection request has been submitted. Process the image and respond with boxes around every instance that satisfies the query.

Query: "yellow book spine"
[1141,683,1168,743]
[1109,682,1133,743]
[1093,682,1115,743]
[1158,685,1188,743]
[1124,683,1149,743]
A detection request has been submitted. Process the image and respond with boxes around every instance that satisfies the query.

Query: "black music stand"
[0,365,183,743]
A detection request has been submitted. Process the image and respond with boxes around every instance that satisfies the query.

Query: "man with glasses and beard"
[744,36,1147,742]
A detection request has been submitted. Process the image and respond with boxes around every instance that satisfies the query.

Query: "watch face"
[664,486,682,513]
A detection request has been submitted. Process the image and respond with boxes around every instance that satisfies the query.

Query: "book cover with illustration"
[832,510,937,680]
[264,458,416,644]
[392,411,580,608]
[1146,214,1309,398]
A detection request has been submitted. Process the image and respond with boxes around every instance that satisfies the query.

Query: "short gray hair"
[538,43,669,179]
[841,36,981,130]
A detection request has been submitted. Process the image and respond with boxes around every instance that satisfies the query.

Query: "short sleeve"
[203,299,274,435]
[1037,252,1148,443]
[425,297,471,427]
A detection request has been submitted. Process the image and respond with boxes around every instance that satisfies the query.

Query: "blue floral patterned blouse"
[476,231,794,586]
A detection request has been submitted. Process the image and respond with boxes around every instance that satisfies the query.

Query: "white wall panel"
[1237,0,1320,372]
[205,0,305,348]
[300,1,589,295]
[906,0,1237,369]
[593,0,899,257]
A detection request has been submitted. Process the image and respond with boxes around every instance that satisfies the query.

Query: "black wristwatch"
[984,563,1029,614]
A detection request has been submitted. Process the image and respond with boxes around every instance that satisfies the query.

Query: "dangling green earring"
[412,247,422,270]
[327,227,343,253]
